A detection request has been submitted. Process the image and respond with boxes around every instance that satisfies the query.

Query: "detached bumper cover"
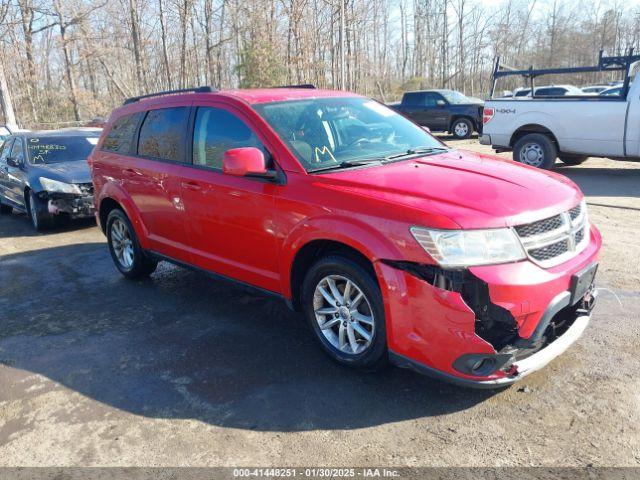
[390,312,590,389]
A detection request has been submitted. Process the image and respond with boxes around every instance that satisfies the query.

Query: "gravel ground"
[0,137,638,467]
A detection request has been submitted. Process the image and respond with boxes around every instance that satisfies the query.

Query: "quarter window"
[102,112,143,154]
[138,107,189,162]
[192,107,265,169]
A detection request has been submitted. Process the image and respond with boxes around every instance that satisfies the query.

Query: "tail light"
[483,107,494,124]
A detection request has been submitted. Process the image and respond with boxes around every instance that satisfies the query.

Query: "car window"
[192,107,266,170]
[27,136,98,164]
[10,138,24,164]
[0,138,13,164]
[440,90,471,104]
[102,112,143,154]
[254,97,445,171]
[423,93,440,107]
[138,107,189,162]
[535,88,565,96]
[514,89,530,97]
[403,92,425,107]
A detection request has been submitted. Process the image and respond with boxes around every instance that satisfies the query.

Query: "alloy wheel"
[312,274,375,355]
[110,218,135,269]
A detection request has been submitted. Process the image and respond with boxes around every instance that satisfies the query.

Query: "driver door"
[423,93,449,131]
[179,103,281,292]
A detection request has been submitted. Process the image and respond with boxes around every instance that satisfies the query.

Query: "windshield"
[254,97,446,172]
[27,136,98,164]
[440,90,471,104]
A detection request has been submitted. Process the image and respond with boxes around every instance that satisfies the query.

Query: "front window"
[254,97,446,172]
[440,90,471,104]
[27,136,98,164]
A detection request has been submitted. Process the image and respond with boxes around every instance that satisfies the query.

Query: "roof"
[18,128,102,138]
[221,88,359,104]
[405,89,455,94]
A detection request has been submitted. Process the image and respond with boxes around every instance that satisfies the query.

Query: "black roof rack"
[489,49,640,98]
[123,86,216,105]
[272,84,316,89]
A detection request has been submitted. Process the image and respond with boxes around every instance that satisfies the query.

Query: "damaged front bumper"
[378,224,601,389]
[42,191,95,218]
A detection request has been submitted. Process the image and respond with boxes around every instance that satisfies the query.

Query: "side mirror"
[436,99,447,107]
[6,157,18,167]
[222,147,276,179]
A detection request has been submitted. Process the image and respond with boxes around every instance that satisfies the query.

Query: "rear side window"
[102,112,142,154]
[192,107,265,170]
[138,107,189,162]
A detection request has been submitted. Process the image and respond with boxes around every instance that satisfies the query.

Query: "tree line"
[0,0,639,129]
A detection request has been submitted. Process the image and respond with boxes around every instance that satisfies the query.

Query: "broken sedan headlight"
[39,177,83,195]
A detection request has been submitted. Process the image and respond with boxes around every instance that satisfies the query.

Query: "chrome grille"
[514,202,589,268]
[515,215,563,238]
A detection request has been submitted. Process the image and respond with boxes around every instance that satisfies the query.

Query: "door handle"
[181,181,202,191]
[123,168,137,176]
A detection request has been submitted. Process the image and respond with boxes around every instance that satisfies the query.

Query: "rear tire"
[451,118,473,139]
[513,133,557,169]
[301,255,387,369]
[27,191,54,231]
[559,154,588,166]
[106,208,158,278]
[0,202,12,215]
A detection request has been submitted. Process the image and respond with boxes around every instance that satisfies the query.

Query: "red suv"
[90,86,601,388]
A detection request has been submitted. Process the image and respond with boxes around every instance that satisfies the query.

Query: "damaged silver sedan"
[0,128,100,231]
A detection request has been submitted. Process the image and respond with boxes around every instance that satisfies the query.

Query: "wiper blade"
[307,158,382,173]
[385,146,449,161]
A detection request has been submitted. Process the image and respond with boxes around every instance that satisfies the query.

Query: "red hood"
[317,149,582,229]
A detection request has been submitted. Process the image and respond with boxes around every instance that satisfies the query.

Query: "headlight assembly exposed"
[410,226,526,268]
[39,177,82,194]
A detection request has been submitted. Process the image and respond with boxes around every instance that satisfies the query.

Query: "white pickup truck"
[480,53,640,169]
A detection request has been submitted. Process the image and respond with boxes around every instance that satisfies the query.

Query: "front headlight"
[39,177,82,194]
[410,226,526,268]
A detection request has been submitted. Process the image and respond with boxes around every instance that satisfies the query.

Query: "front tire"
[451,118,473,139]
[301,255,387,369]
[106,209,157,278]
[559,154,588,166]
[513,133,557,169]
[27,191,54,231]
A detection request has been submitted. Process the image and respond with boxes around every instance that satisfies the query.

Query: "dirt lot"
[0,137,639,467]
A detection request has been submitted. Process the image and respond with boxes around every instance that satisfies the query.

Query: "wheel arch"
[96,183,149,247]
[288,239,376,311]
[510,124,560,150]
[282,216,403,311]
[449,115,476,132]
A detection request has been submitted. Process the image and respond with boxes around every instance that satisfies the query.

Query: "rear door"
[400,92,429,125]
[128,104,193,262]
[179,103,281,292]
